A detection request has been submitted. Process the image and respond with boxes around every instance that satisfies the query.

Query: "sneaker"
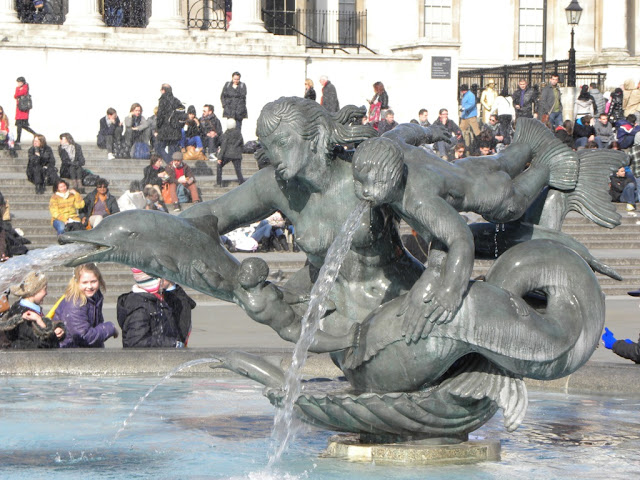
[107,153,115,160]
[173,203,181,212]
[209,153,218,161]
[627,203,636,211]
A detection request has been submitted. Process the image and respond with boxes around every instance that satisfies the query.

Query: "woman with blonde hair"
[54,263,118,348]
[304,78,316,101]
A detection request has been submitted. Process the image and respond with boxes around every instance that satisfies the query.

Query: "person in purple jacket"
[55,263,118,348]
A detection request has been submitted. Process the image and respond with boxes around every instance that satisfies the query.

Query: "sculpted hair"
[256,97,376,161]
[352,137,405,190]
[240,257,269,284]
[65,263,106,306]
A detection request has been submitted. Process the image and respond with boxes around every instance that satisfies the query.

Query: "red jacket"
[0,116,9,133]
[14,84,29,121]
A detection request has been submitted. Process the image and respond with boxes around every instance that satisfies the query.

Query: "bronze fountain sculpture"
[60,97,626,446]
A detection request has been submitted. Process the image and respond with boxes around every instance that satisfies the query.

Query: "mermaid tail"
[342,239,604,391]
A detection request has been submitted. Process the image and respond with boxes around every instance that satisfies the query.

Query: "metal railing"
[262,8,373,54]
[101,0,148,28]
[459,59,606,94]
[186,0,228,30]
[16,0,65,25]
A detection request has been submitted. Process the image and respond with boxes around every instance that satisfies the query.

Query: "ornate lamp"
[565,0,582,87]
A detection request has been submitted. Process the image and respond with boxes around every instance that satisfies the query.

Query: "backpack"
[168,102,187,131]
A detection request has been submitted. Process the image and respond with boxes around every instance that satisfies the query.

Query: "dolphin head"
[59,210,167,268]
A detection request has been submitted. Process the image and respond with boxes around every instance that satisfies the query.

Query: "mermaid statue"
[61,97,627,443]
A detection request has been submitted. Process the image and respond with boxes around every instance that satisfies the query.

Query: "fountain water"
[0,244,95,292]
[268,200,369,466]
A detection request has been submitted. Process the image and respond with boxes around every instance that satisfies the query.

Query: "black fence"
[459,59,606,95]
[186,0,229,30]
[102,0,148,28]
[262,8,372,54]
[16,0,65,25]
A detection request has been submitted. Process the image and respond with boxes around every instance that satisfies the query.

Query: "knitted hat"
[10,271,47,298]
[131,268,161,294]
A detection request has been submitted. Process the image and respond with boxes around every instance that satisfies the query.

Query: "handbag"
[161,182,172,205]
[182,145,206,161]
[17,94,32,112]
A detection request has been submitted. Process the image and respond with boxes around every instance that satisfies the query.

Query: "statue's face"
[352,163,397,206]
[262,123,309,181]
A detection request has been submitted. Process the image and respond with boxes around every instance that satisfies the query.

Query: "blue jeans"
[155,140,180,163]
[251,221,272,241]
[620,183,637,205]
[575,137,602,149]
[181,131,203,149]
[53,220,65,235]
[549,112,563,130]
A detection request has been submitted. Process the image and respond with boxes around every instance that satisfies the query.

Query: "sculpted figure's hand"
[398,270,462,343]
[429,124,453,145]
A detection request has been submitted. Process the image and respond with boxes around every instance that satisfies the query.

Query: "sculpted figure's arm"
[382,122,453,147]
[397,194,475,343]
[178,167,283,234]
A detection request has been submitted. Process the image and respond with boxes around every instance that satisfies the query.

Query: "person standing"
[512,79,537,120]
[56,263,118,348]
[117,269,192,348]
[217,118,244,187]
[220,72,248,134]
[304,78,316,101]
[459,84,481,148]
[538,74,563,129]
[14,76,36,145]
[480,80,497,124]
[156,83,184,164]
[319,75,339,113]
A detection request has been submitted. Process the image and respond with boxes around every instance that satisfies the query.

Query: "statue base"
[322,434,501,465]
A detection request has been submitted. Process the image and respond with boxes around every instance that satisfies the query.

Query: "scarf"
[55,191,70,199]
[61,143,76,161]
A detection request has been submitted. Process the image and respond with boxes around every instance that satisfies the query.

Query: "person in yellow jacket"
[49,179,84,235]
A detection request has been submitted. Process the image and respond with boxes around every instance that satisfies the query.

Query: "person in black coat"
[80,177,120,228]
[220,72,248,133]
[27,134,57,194]
[142,154,167,190]
[602,289,640,363]
[304,78,316,101]
[156,83,184,163]
[512,79,537,119]
[117,269,195,347]
[319,75,339,113]
[0,271,65,349]
[200,104,223,159]
[217,118,244,186]
[573,115,599,148]
[58,132,86,193]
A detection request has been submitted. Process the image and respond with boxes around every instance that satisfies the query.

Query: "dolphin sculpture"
[59,209,240,303]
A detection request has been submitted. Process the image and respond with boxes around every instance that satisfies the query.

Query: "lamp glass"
[565,1,582,26]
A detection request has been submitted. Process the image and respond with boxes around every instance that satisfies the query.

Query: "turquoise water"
[0,376,639,479]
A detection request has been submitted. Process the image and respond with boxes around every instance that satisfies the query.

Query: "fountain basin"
[0,374,639,479]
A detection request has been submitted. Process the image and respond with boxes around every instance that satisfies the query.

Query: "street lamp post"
[565,0,583,88]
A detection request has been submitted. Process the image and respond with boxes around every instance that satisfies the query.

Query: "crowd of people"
[3,72,640,352]
[0,264,195,349]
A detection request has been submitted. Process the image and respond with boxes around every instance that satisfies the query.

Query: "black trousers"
[216,157,244,186]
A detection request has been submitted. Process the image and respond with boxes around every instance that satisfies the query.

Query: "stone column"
[147,0,186,30]
[64,0,105,28]
[228,0,267,32]
[601,0,628,55]
[0,0,20,24]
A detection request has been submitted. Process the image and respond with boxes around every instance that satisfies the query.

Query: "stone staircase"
[2,144,640,304]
